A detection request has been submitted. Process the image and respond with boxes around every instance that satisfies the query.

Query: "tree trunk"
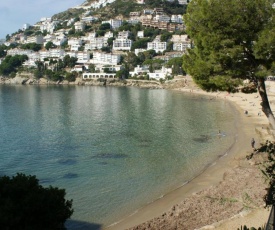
[258,78,275,130]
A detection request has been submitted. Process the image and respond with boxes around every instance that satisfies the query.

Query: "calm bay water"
[0,85,236,229]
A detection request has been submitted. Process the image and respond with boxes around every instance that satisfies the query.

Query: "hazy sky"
[0,0,84,39]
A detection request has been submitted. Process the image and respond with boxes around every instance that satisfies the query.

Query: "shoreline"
[1,76,274,229]
[105,81,275,230]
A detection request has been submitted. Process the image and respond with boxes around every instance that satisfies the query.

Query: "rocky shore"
[0,75,187,90]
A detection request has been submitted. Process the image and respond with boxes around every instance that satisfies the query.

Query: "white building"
[95,65,123,73]
[39,49,65,60]
[7,48,34,56]
[178,0,189,5]
[118,31,131,39]
[53,36,68,47]
[65,51,77,58]
[147,41,167,53]
[137,31,144,38]
[76,52,90,63]
[20,34,27,43]
[129,65,149,77]
[26,35,44,44]
[74,21,86,31]
[22,23,30,31]
[83,32,97,41]
[82,72,116,80]
[134,48,146,56]
[40,17,51,22]
[49,49,65,58]
[113,39,132,51]
[67,18,75,26]
[68,38,83,51]
[44,34,56,43]
[143,9,154,15]
[92,51,121,65]
[171,35,191,52]
[136,0,145,4]
[84,37,108,51]
[102,19,122,29]
[104,31,114,38]
[171,15,183,24]
[149,66,172,80]
[28,52,40,61]
[40,20,58,33]
[71,65,84,72]
[22,59,37,68]
[155,14,170,23]
[81,16,98,23]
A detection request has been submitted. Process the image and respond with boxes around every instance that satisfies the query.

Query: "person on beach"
[251,138,255,149]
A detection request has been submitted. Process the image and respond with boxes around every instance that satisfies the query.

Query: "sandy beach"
[106,78,275,230]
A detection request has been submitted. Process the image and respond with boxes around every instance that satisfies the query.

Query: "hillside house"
[147,36,167,53]
[171,35,191,52]
[171,15,183,24]
[85,37,108,51]
[76,52,90,63]
[75,21,86,31]
[26,35,44,44]
[102,19,122,29]
[68,38,83,51]
[129,65,149,77]
[113,39,132,51]
[91,51,121,65]
[149,66,172,80]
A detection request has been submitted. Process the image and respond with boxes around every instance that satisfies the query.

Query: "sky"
[0,0,85,39]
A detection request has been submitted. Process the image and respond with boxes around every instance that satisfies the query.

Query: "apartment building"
[91,51,121,65]
[113,39,132,51]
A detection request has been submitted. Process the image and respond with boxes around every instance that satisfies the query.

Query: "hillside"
[53,0,187,21]
[0,0,189,82]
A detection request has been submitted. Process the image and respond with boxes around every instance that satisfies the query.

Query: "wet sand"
[105,79,275,230]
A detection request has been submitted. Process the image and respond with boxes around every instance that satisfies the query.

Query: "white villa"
[85,37,108,51]
[7,48,34,56]
[113,39,132,51]
[137,31,144,38]
[25,35,44,44]
[147,41,167,53]
[91,51,121,65]
[118,31,131,39]
[149,66,172,80]
[74,21,86,31]
[102,19,122,29]
[38,49,65,60]
[129,65,149,77]
[68,38,83,51]
[22,23,30,31]
[171,35,191,52]
[155,14,170,22]
[171,15,183,24]
[76,52,90,63]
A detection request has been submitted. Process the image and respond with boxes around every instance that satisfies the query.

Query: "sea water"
[0,85,236,229]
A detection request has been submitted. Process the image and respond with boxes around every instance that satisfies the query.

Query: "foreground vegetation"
[183,0,275,128]
[0,173,73,230]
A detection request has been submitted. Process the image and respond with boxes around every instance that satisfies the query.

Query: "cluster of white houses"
[4,0,192,80]
[6,32,190,80]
